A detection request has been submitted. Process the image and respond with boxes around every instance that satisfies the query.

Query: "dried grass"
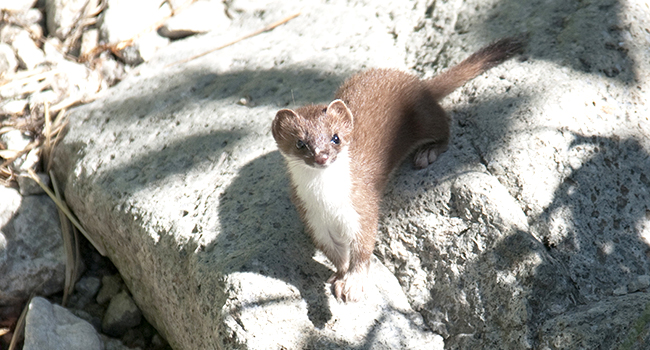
[0,3,301,347]
[7,295,32,350]
[27,168,106,256]
[51,170,81,306]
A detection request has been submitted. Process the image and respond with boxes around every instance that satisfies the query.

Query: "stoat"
[271,38,523,302]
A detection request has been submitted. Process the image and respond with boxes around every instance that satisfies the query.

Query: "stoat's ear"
[327,99,353,127]
[272,109,299,141]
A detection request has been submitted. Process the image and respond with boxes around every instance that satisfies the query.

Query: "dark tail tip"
[425,35,527,100]
[476,35,527,70]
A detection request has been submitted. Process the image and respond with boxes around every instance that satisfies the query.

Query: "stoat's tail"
[426,37,525,101]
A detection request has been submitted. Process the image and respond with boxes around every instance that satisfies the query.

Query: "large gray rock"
[51,0,650,349]
[23,296,102,350]
[0,187,65,305]
[53,1,439,348]
[538,292,650,349]
[375,0,650,348]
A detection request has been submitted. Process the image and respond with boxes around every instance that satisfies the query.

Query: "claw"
[413,143,448,169]
[328,271,367,302]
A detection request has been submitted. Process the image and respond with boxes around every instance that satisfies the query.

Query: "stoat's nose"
[314,152,329,165]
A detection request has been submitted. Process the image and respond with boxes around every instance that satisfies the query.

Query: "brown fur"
[272,37,524,301]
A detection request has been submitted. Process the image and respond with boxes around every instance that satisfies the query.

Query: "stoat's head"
[272,99,353,168]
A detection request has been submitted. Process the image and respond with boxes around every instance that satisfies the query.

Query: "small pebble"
[97,274,124,305]
[613,285,627,296]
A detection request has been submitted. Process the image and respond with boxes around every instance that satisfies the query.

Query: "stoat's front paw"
[328,270,367,302]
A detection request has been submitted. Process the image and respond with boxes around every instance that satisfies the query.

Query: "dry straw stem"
[43,102,52,167]
[8,294,32,350]
[166,12,301,68]
[27,168,107,256]
[0,126,16,135]
[0,68,59,100]
[51,170,80,307]
[46,112,69,173]
[28,0,106,60]
[0,102,68,183]
[0,169,11,186]
[0,139,41,169]
[49,92,101,115]
[41,102,69,171]
[62,0,106,55]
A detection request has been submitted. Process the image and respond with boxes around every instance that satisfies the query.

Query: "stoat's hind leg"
[413,141,449,169]
[411,93,450,169]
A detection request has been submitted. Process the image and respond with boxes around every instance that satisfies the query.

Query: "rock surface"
[102,290,142,337]
[45,0,89,40]
[12,30,45,70]
[158,0,231,39]
[50,0,650,349]
[0,0,37,12]
[23,296,145,350]
[0,43,18,75]
[99,0,172,64]
[0,187,65,305]
[24,296,103,350]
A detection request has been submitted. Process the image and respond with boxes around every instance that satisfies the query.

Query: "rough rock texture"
[102,334,144,350]
[24,296,103,350]
[0,0,37,12]
[0,43,18,75]
[99,0,171,43]
[158,0,231,39]
[51,0,650,349]
[375,0,650,348]
[102,290,142,337]
[11,29,45,70]
[99,0,172,64]
[0,187,65,305]
[96,274,124,305]
[45,0,89,40]
[16,172,49,195]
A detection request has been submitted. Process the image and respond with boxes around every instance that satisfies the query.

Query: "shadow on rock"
[482,133,650,348]
[475,0,639,84]
[73,65,344,195]
[211,150,333,328]
[537,133,650,301]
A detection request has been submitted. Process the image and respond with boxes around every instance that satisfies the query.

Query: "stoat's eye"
[296,140,306,149]
[331,134,340,145]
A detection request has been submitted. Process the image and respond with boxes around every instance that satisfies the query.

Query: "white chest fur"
[283,149,360,261]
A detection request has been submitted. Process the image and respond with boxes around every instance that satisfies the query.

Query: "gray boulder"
[23,296,103,350]
[0,187,65,305]
[51,0,650,349]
